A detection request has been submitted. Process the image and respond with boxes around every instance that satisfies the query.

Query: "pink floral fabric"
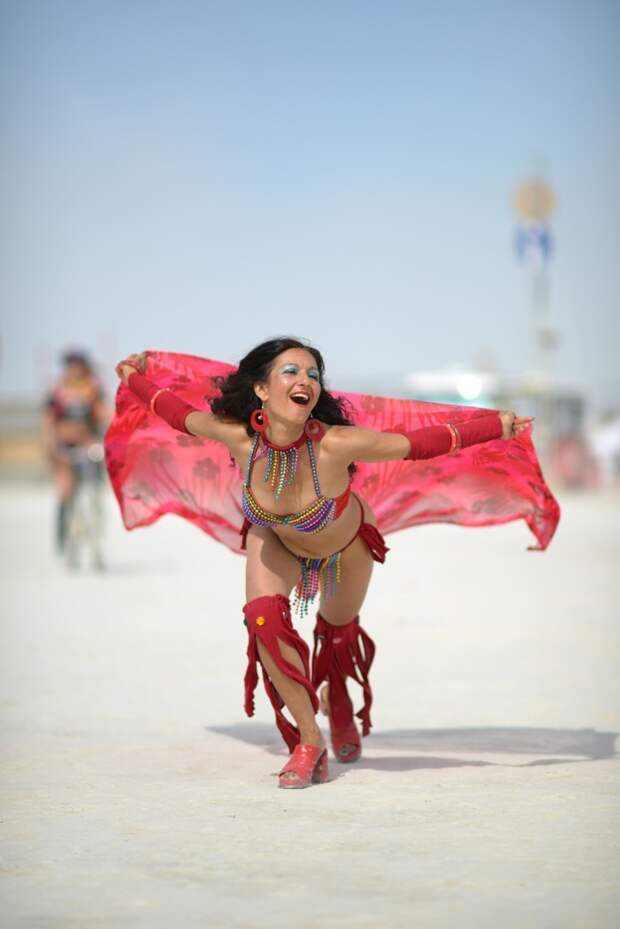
[104,351,560,552]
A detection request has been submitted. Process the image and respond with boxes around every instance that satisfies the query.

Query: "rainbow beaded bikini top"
[241,431,351,534]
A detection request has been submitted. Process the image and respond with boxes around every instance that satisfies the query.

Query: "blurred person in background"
[42,349,109,552]
[589,411,620,492]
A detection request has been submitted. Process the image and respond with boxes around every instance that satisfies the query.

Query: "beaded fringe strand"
[264,445,299,499]
[293,551,342,617]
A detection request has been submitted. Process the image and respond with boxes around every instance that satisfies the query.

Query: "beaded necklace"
[258,430,307,500]
[241,434,337,534]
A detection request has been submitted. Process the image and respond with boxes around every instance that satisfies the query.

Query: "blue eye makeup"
[279,363,321,382]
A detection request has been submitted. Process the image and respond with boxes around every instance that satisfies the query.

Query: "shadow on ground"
[207,723,618,771]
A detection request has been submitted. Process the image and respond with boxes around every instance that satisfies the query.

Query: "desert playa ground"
[1,484,618,929]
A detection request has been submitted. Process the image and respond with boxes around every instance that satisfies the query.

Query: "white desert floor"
[1,484,619,929]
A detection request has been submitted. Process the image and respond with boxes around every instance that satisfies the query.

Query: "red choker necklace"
[261,431,307,452]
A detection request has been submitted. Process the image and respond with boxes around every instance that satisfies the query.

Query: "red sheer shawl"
[104,351,560,553]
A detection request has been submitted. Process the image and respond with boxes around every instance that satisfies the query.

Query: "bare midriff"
[273,493,365,558]
[54,420,97,446]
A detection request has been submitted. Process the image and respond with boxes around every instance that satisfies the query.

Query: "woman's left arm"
[324,412,533,465]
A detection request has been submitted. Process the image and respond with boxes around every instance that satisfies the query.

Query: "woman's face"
[255,348,322,425]
[64,360,91,383]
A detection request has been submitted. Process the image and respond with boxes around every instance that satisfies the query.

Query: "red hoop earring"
[250,407,269,434]
[304,417,325,441]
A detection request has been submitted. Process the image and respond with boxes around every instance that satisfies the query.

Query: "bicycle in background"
[63,442,106,571]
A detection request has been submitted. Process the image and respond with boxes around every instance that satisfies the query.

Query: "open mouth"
[290,392,310,406]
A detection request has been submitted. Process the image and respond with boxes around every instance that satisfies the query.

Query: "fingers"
[499,411,534,441]
[511,419,534,436]
[116,352,148,378]
[115,357,142,383]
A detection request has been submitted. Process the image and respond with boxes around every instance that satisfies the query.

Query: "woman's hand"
[498,411,534,440]
[115,352,149,385]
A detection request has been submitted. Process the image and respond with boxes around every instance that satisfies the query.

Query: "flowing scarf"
[104,351,560,552]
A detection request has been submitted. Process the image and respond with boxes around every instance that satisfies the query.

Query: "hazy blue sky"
[2,0,618,408]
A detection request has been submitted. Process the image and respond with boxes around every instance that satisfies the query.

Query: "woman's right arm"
[117,357,247,451]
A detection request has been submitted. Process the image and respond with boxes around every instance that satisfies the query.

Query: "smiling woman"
[106,337,559,789]
[209,337,355,442]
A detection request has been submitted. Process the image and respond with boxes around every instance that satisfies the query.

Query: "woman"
[110,337,550,790]
[43,350,108,552]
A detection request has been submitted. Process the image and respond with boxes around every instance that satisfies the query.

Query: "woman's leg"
[244,526,324,758]
[314,499,378,760]
[52,458,74,551]
[317,538,374,625]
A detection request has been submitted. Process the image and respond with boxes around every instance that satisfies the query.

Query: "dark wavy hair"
[210,338,356,468]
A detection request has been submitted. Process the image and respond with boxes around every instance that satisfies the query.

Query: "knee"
[314,615,362,654]
[243,593,293,636]
[58,483,73,503]
[315,608,359,629]
[57,470,74,500]
[243,594,315,690]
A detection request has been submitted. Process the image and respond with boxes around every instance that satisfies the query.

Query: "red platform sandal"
[278,744,329,789]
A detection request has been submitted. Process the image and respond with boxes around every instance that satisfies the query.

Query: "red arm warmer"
[389,413,503,460]
[126,371,197,434]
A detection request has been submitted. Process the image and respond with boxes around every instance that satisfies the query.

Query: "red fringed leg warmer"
[311,614,376,737]
[243,594,319,753]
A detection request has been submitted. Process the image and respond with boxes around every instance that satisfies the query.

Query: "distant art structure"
[513,174,559,459]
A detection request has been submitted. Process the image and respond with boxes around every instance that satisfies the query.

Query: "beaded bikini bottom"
[290,502,388,616]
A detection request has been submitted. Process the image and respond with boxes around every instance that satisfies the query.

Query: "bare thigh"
[318,496,376,625]
[245,525,302,601]
[244,526,310,690]
[53,460,74,502]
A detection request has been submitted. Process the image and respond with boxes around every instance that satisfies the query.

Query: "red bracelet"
[149,387,170,416]
[446,423,462,454]
[126,371,196,434]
